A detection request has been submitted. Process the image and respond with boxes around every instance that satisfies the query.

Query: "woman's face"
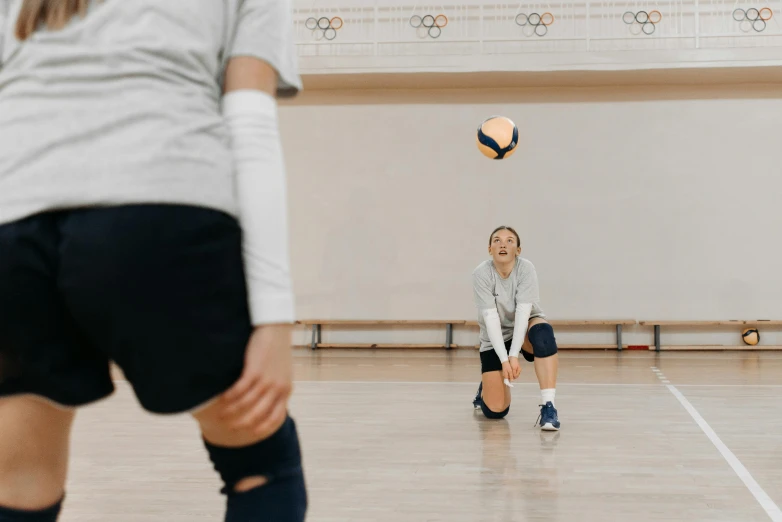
[488,229,520,263]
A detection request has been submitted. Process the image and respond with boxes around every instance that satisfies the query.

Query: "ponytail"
[15,0,90,40]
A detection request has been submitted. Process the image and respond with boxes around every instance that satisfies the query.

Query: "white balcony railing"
[293,1,782,58]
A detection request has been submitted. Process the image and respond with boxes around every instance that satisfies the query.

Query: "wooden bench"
[296,320,467,349]
[639,320,782,351]
[297,319,637,351]
[463,319,636,350]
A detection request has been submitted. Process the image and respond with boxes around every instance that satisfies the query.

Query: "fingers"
[219,378,293,432]
[207,324,295,437]
[220,376,263,419]
[223,383,274,424]
[506,360,520,380]
[253,399,289,438]
[221,372,258,405]
[229,384,279,432]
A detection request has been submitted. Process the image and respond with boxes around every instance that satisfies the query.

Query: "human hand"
[508,356,521,380]
[501,361,514,384]
[218,324,294,437]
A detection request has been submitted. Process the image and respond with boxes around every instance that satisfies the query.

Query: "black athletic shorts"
[480,339,514,373]
[0,204,252,414]
[480,337,538,373]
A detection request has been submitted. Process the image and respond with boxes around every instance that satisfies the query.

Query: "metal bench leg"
[311,324,321,350]
[445,323,453,349]
[654,325,661,352]
[616,324,623,351]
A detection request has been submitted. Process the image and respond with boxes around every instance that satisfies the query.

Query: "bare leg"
[192,399,308,522]
[0,395,75,511]
[520,318,561,429]
[480,370,511,413]
[192,400,289,492]
[521,318,559,391]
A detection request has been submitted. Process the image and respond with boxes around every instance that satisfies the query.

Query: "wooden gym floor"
[60,349,782,521]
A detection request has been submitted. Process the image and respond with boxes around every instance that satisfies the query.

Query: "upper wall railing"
[293,1,782,58]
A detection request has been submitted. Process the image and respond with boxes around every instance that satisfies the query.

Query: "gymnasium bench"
[297,320,468,349]
[639,320,782,351]
[463,319,636,350]
[297,319,637,351]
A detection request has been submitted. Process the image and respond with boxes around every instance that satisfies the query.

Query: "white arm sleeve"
[482,308,509,364]
[222,89,295,326]
[508,303,533,358]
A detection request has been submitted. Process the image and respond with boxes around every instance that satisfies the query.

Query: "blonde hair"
[15,0,90,40]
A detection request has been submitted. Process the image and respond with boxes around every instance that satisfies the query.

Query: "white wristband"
[222,90,295,325]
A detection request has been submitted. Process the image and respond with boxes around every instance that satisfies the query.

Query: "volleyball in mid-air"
[476,116,518,160]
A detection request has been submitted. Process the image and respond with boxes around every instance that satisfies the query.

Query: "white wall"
[280,84,782,346]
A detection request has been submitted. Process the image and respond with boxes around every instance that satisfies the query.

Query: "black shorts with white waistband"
[0,204,252,414]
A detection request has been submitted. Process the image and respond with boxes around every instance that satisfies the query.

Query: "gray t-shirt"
[0,0,301,226]
[472,257,546,352]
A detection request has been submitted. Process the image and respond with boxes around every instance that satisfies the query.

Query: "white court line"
[293,381,664,386]
[110,379,782,388]
[666,384,782,522]
[676,384,782,388]
[294,355,782,362]
[294,381,782,389]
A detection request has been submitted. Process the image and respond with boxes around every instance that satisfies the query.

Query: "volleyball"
[742,328,760,346]
[476,116,518,160]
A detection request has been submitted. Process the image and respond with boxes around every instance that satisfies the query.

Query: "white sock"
[541,388,556,406]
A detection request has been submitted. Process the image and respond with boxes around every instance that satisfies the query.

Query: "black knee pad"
[520,349,535,363]
[529,323,558,358]
[480,399,510,419]
[225,471,307,522]
[204,415,305,496]
[0,497,62,522]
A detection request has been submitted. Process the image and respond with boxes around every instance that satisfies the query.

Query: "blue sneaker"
[536,401,560,431]
[473,382,482,410]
